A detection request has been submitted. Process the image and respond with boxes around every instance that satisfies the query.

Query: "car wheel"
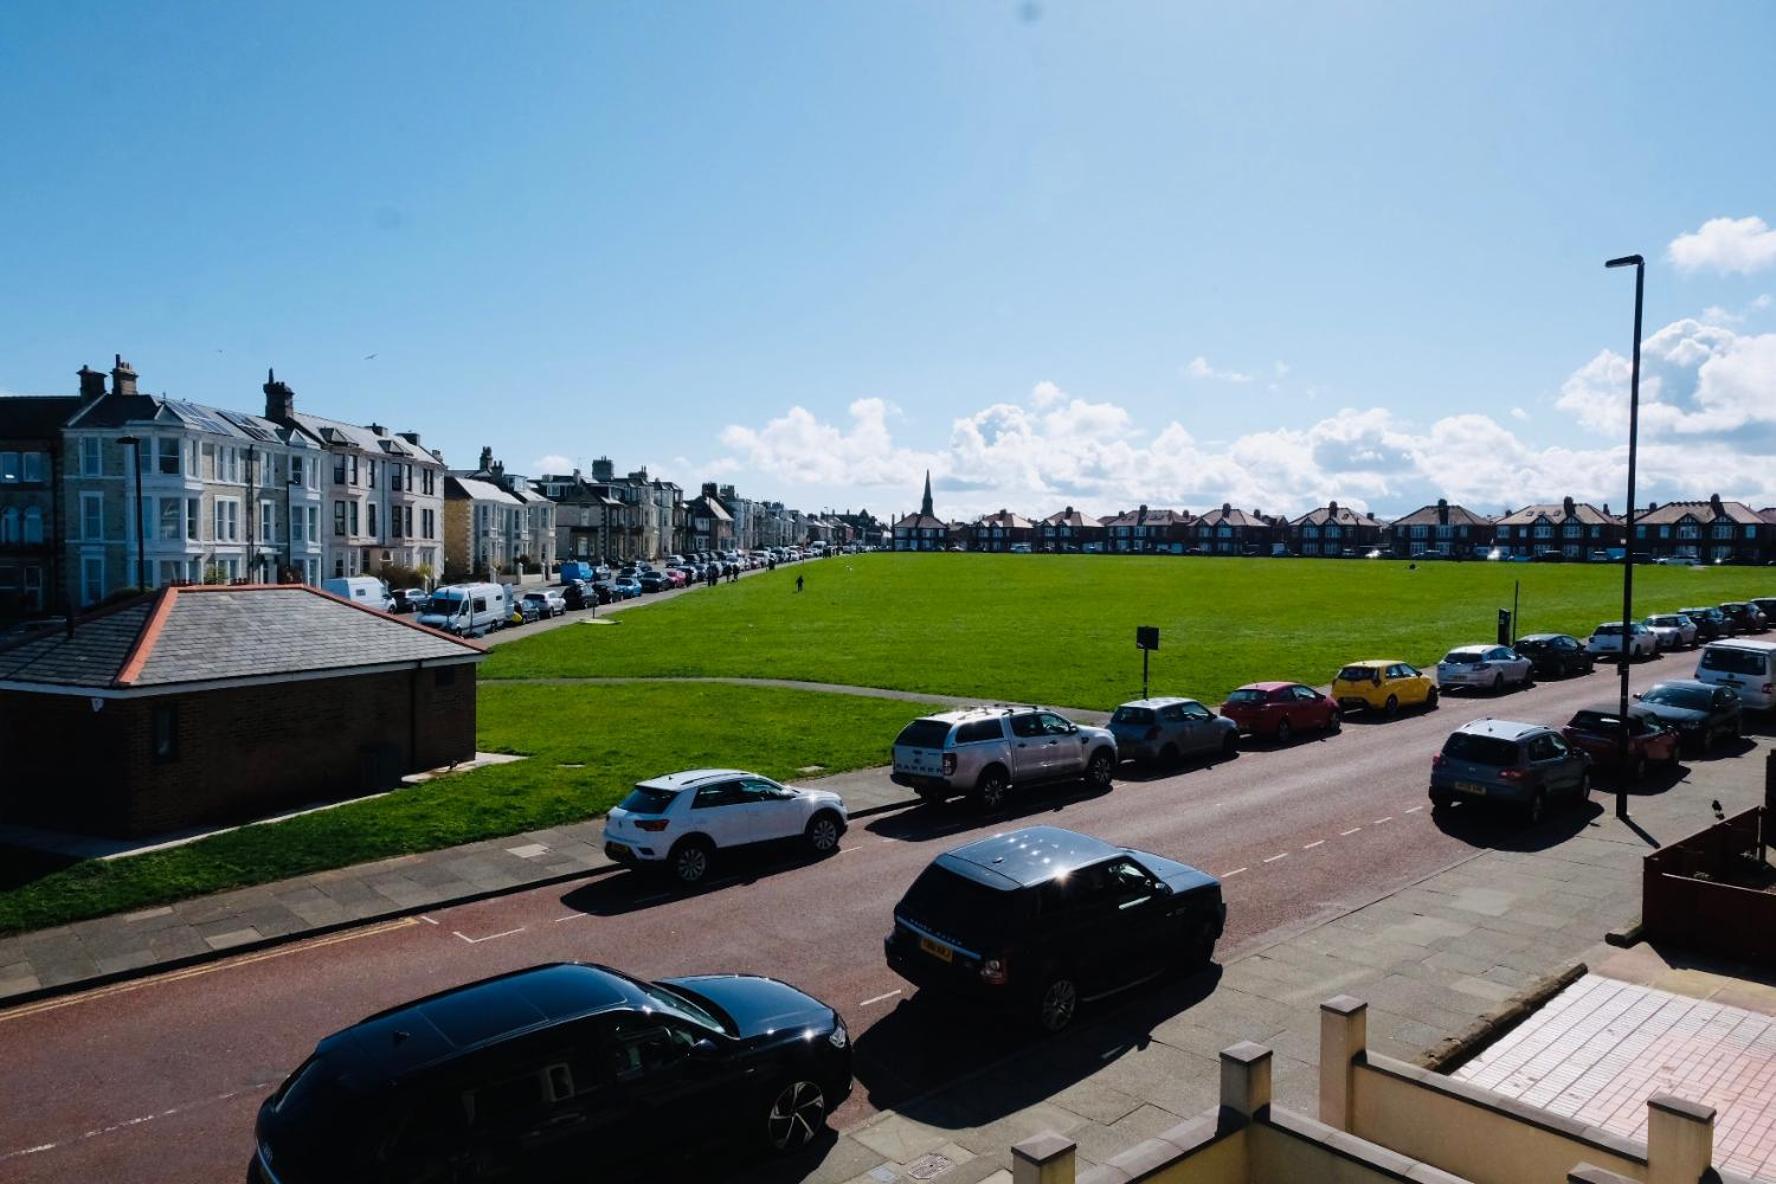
[1220,731,1238,760]
[1425,686,1440,709]
[1630,755,1647,783]
[1325,708,1341,735]
[1181,918,1218,969]
[1384,694,1399,718]
[1577,770,1590,800]
[1429,789,1453,810]
[1274,718,1294,745]
[1492,673,1505,693]
[763,1079,827,1153]
[1035,974,1079,1033]
[804,811,842,856]
[971,767,1009,812]
[1085,749,1115,790]
[1520,668,1534,688]
[669,837,713,886]
[1525,789,1547,825]
[916,788,948,808]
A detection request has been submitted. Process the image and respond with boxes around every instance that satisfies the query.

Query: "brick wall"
[0,662,477,837]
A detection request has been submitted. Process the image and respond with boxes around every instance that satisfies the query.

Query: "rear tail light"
[1431,752,1445,768]
[941,753,957,775]
[635,819,671,832]
[1144,726,1160,741]
[1499,768,1527,781]
[980,958,1008,986]
[1763,683,1774,695]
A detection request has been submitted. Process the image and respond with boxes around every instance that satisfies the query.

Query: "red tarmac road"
[0,657,1695,1182]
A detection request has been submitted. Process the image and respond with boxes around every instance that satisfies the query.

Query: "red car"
[1560,703,1680,781]
[1218,681,1342,743]
[664,568,688,588]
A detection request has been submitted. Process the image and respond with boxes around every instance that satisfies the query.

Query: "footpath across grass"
[0,683,933,937]
[486,553,1776,709]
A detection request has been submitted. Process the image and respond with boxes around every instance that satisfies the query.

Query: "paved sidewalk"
[0,765,921,1006]
[737,733,1774,1184]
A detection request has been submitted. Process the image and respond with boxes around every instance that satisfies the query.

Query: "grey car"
[1428,719,1590,823]
[1108,697,1238,764]
[1634,680,1743,754]
[891,706,1118,810]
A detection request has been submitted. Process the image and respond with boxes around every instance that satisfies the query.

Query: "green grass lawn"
[0,683,934,937]
[486,553,1776,709]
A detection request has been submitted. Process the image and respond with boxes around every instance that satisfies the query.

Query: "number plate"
[1455,781,1486,796]
[919,936,954,963]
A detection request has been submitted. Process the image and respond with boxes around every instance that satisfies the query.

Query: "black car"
[586,580,617,605]
[390,589,429,615]
[1512,633,1595,678]
[1720,602,1769,634]
[561,580,595,610]
[1752,599,1776,629]
[884,826,1224,1034]
[1634,680,1743,754]
[250,963,851,1184]
[639,571,670,593]
[1680,606,1733,640]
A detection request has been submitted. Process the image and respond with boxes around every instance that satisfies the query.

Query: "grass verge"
[0,683,933,937]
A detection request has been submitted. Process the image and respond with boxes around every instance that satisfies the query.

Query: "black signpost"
[1496,609,1512,647]
[1136,626,1159,699]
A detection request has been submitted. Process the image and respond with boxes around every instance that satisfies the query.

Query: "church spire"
[920,470,934,518]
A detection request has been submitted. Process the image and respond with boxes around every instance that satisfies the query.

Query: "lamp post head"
[1605,254,1644,269]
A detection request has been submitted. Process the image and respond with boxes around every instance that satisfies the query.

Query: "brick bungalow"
[0,583,484,837]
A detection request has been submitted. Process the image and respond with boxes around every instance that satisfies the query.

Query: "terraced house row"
[893,487,1776,564]
[0,357,865,624]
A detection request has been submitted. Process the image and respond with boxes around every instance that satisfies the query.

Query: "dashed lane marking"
[1302,840,1324,849]
[859,989,902,1007]
[553,914,588,923]
[1262,852,1289,863]
[452,926,526,945]
[1340,827,1362,836]
[0,918,419,1024]
[1405,805,1424,813]
[1373,817,1394,825]
[1223,867,1247,877]
[0,1080,279,1163]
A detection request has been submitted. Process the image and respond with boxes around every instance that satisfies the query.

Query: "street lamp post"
[117,435,147,590]
[1606,253,1645,821]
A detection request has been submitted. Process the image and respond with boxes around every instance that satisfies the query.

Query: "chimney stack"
[77,364,107,402]
[368,423,387,437]
[1222,502,1232,515]
[398,430,422,446]
[263,368,296,420]
[1436,498,1449,525]
[1328,499,1339,516]
[111,354,138,397]
[1563,495,1576,518]
[1709,492,1724,515]
[478,446,494,473]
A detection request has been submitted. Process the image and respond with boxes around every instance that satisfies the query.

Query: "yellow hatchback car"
[1331,660,1439,717]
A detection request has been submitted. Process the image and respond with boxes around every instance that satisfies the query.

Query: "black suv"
[250,963,851,1183]
[884,826,1224,1033]
[1680,606,1733,640]
[1513,633,1595,678]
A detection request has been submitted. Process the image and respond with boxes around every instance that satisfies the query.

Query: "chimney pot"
[397,430,421,446]
[1222,502,1232,515]
[76,364,107,401]
[110,355,139,397]
[263,370,296,421]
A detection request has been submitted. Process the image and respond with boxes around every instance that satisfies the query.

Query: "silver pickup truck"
[891,706,1118,810]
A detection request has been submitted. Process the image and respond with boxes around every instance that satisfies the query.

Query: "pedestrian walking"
[795,574,804,593]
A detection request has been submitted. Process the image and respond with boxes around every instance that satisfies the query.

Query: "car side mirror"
[1632,692,1642,700]
[1067,724,1079,734]
[690,1038,720,1060]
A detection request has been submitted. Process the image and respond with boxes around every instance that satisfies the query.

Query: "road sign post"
[1136,626,1159,700]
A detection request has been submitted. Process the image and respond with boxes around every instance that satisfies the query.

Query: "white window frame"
[214,497,240,542]
[82,437,103,476]
[81,555,105,606]
[81,491,104,541]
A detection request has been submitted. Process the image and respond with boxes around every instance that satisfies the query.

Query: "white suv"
[1586,621,1656,662]
[602,769,848,885]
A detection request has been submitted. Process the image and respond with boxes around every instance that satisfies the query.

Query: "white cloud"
[1273,361,1291,378]
[533,454,573,473]
[1509,407,1529,421]
[1556,317,1776,438]
[1184,356,1253,383]
[1754,294,1774,311]
[1029,380,1066,408]
[1668,215,1776,275]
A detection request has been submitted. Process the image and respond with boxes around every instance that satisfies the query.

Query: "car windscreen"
[1442,733,1521,765]
[1336,666,1380,682]
[896,864,1023,947]
[1701,647,1769,675]
[1514,638,1550,651]
[1641,685,1713,710]
[1225,689,1267,704]
[273,1053,381,1137]
[895,720,953,748]
[1111,707,1155,725]
[617,786,677,815]
[1591,625,1622,636]
[1647,617,1680,627]
[1568,711,1622,733]
[1441,651,1484,664]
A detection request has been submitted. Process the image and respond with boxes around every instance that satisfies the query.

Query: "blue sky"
[4,1,1775,520]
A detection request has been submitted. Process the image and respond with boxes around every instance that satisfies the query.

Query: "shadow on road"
[852,964,1224,1129]
[557,843,838,917]
[1430,797,1605,852]
[1113,751,1240,783]
[865,781,1113,843]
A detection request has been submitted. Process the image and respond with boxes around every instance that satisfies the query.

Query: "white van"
[321,575,394,612]
[417,582,509,637]
[1695,639,1776,710]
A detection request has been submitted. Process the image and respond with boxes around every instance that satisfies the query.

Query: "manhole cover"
[906,1154,954,1180]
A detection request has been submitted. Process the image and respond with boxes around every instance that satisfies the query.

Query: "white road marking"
[1223,867,1247,877]
[1263,852,1289,863]
[0,1080,278,1163]
[553,914,588,923]
[417,914,439,925]
[1340,827,1362,836]
[1302,840,1324,849]
[1405,805,1424,813]
[452,927,525,944]
[859,989,902,1007]
[1373,817,1394,825]
[0,1144,57,1161]
[833,847,861,856]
